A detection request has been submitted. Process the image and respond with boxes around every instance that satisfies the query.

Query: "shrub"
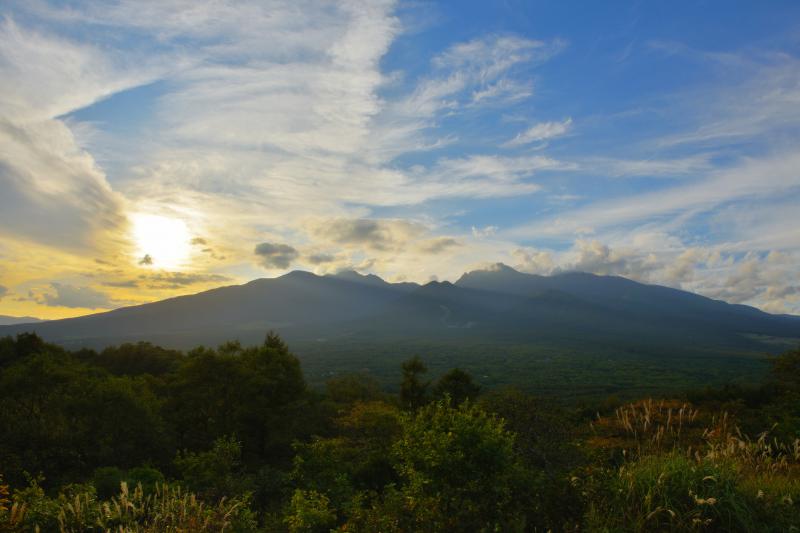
[284,489,336,533]
[391,399,527,532]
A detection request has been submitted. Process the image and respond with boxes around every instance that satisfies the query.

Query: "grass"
[584,399,800,532]
[6,481,256,533]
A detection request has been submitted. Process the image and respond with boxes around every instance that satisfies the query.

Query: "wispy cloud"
[1,2,799,317]
[503,118,572,147]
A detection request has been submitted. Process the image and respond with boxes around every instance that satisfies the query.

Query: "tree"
[166,335,307,465]
[433,368,480,404]
[400,356,429,410]
[175,436,253,501]
[0,346,168,488]
[771,347,800,392]
[390,399,527,532]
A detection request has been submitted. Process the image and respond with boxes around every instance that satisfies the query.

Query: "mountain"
[1,265,796,349]
[0,315,45,326]
[0,266,797,396]
[455,264,796,338]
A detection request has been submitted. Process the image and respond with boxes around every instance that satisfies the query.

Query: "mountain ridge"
[0,265,795,352]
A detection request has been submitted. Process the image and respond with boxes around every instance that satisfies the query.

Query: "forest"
[0,332,798,532]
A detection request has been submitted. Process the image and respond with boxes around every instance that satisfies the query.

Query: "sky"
[1,0,800,319]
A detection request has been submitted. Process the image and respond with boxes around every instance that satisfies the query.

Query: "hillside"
[1,266,797,396]
[2,265,795,346]
[0,315,44,326]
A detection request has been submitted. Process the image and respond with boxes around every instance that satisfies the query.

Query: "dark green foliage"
[175,436,253,501]
[83,342,183,376]
[391,399,528,532]
[432,367,480,404]
[92,466,165,499]
[92,467,126,500]
[325,373,386,404]
[479,387,585,529]
[771,347,800,392]
[166,339,307,464]
[2,334,799,532]
[0,346,168,488]
[400,355,429,409]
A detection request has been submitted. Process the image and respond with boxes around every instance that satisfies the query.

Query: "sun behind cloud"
[132,214,191,270]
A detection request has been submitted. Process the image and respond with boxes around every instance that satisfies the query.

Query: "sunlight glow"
[132,214,191,269]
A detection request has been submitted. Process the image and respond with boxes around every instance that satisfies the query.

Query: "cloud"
[43,283,112,309]
[190,237,207,245]
[0,285,7,300]
[648,49,800,149]
[0,17,169,253]
[311,218,424,252]
[511,235,800,315]
[585,155,714,179]
[101,271,232,290]
[510,151,800,240]
[0,119,127,252]
[103,280,139,288]
[512,248,555,275]
[305,253,337,265]
[0,18,163,122]
[139,254,153,265]
[254,242,300,269]
[503,118,572,147]
[472,225,498,238]
[140,271,232,289]
[416,237,461,254]
[399,34,558,117]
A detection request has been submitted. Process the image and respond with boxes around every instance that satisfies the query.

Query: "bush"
[284,489,337,533]
[391,399,527,532]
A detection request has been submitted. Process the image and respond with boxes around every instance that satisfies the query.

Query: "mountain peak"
[328,269,388,286]
[279,270,318,280]
[456,263,525,285]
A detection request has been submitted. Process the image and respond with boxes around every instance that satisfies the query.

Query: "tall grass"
[8,481,256,533]
[584,399,800,532]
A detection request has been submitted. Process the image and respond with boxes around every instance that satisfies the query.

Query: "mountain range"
[0,315,44,326]
[1,264,796,352]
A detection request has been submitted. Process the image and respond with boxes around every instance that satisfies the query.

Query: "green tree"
[175,436,253,501]
[391,399,526,532]
[771,347,800,392]
[0,347,167,488]
[166,334,307,464]
[290,401,402,521]
[400,356,429,410]
[433,368,480,404]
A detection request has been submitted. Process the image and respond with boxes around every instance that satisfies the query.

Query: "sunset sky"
[1,0,800,319]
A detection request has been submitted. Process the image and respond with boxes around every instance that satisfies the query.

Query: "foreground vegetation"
[0,333,798,531]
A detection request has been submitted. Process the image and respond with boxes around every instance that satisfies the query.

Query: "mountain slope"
[456,264,798,337]
[0,315,45,326]
[0,266,797,354]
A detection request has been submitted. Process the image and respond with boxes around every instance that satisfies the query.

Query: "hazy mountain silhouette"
[0,266,797,355]
[0,315,45,326]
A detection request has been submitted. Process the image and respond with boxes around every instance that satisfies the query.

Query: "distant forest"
[1,333,798,531]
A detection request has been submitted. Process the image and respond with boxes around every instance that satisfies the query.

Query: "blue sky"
[1,0,799,318]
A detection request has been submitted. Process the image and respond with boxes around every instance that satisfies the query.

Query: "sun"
[132,214,191,269]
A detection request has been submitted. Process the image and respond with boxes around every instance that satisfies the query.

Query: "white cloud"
[587,154,713,178]
[504,118,572,147]
[472,225,498,238]
[509,151,800,239]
